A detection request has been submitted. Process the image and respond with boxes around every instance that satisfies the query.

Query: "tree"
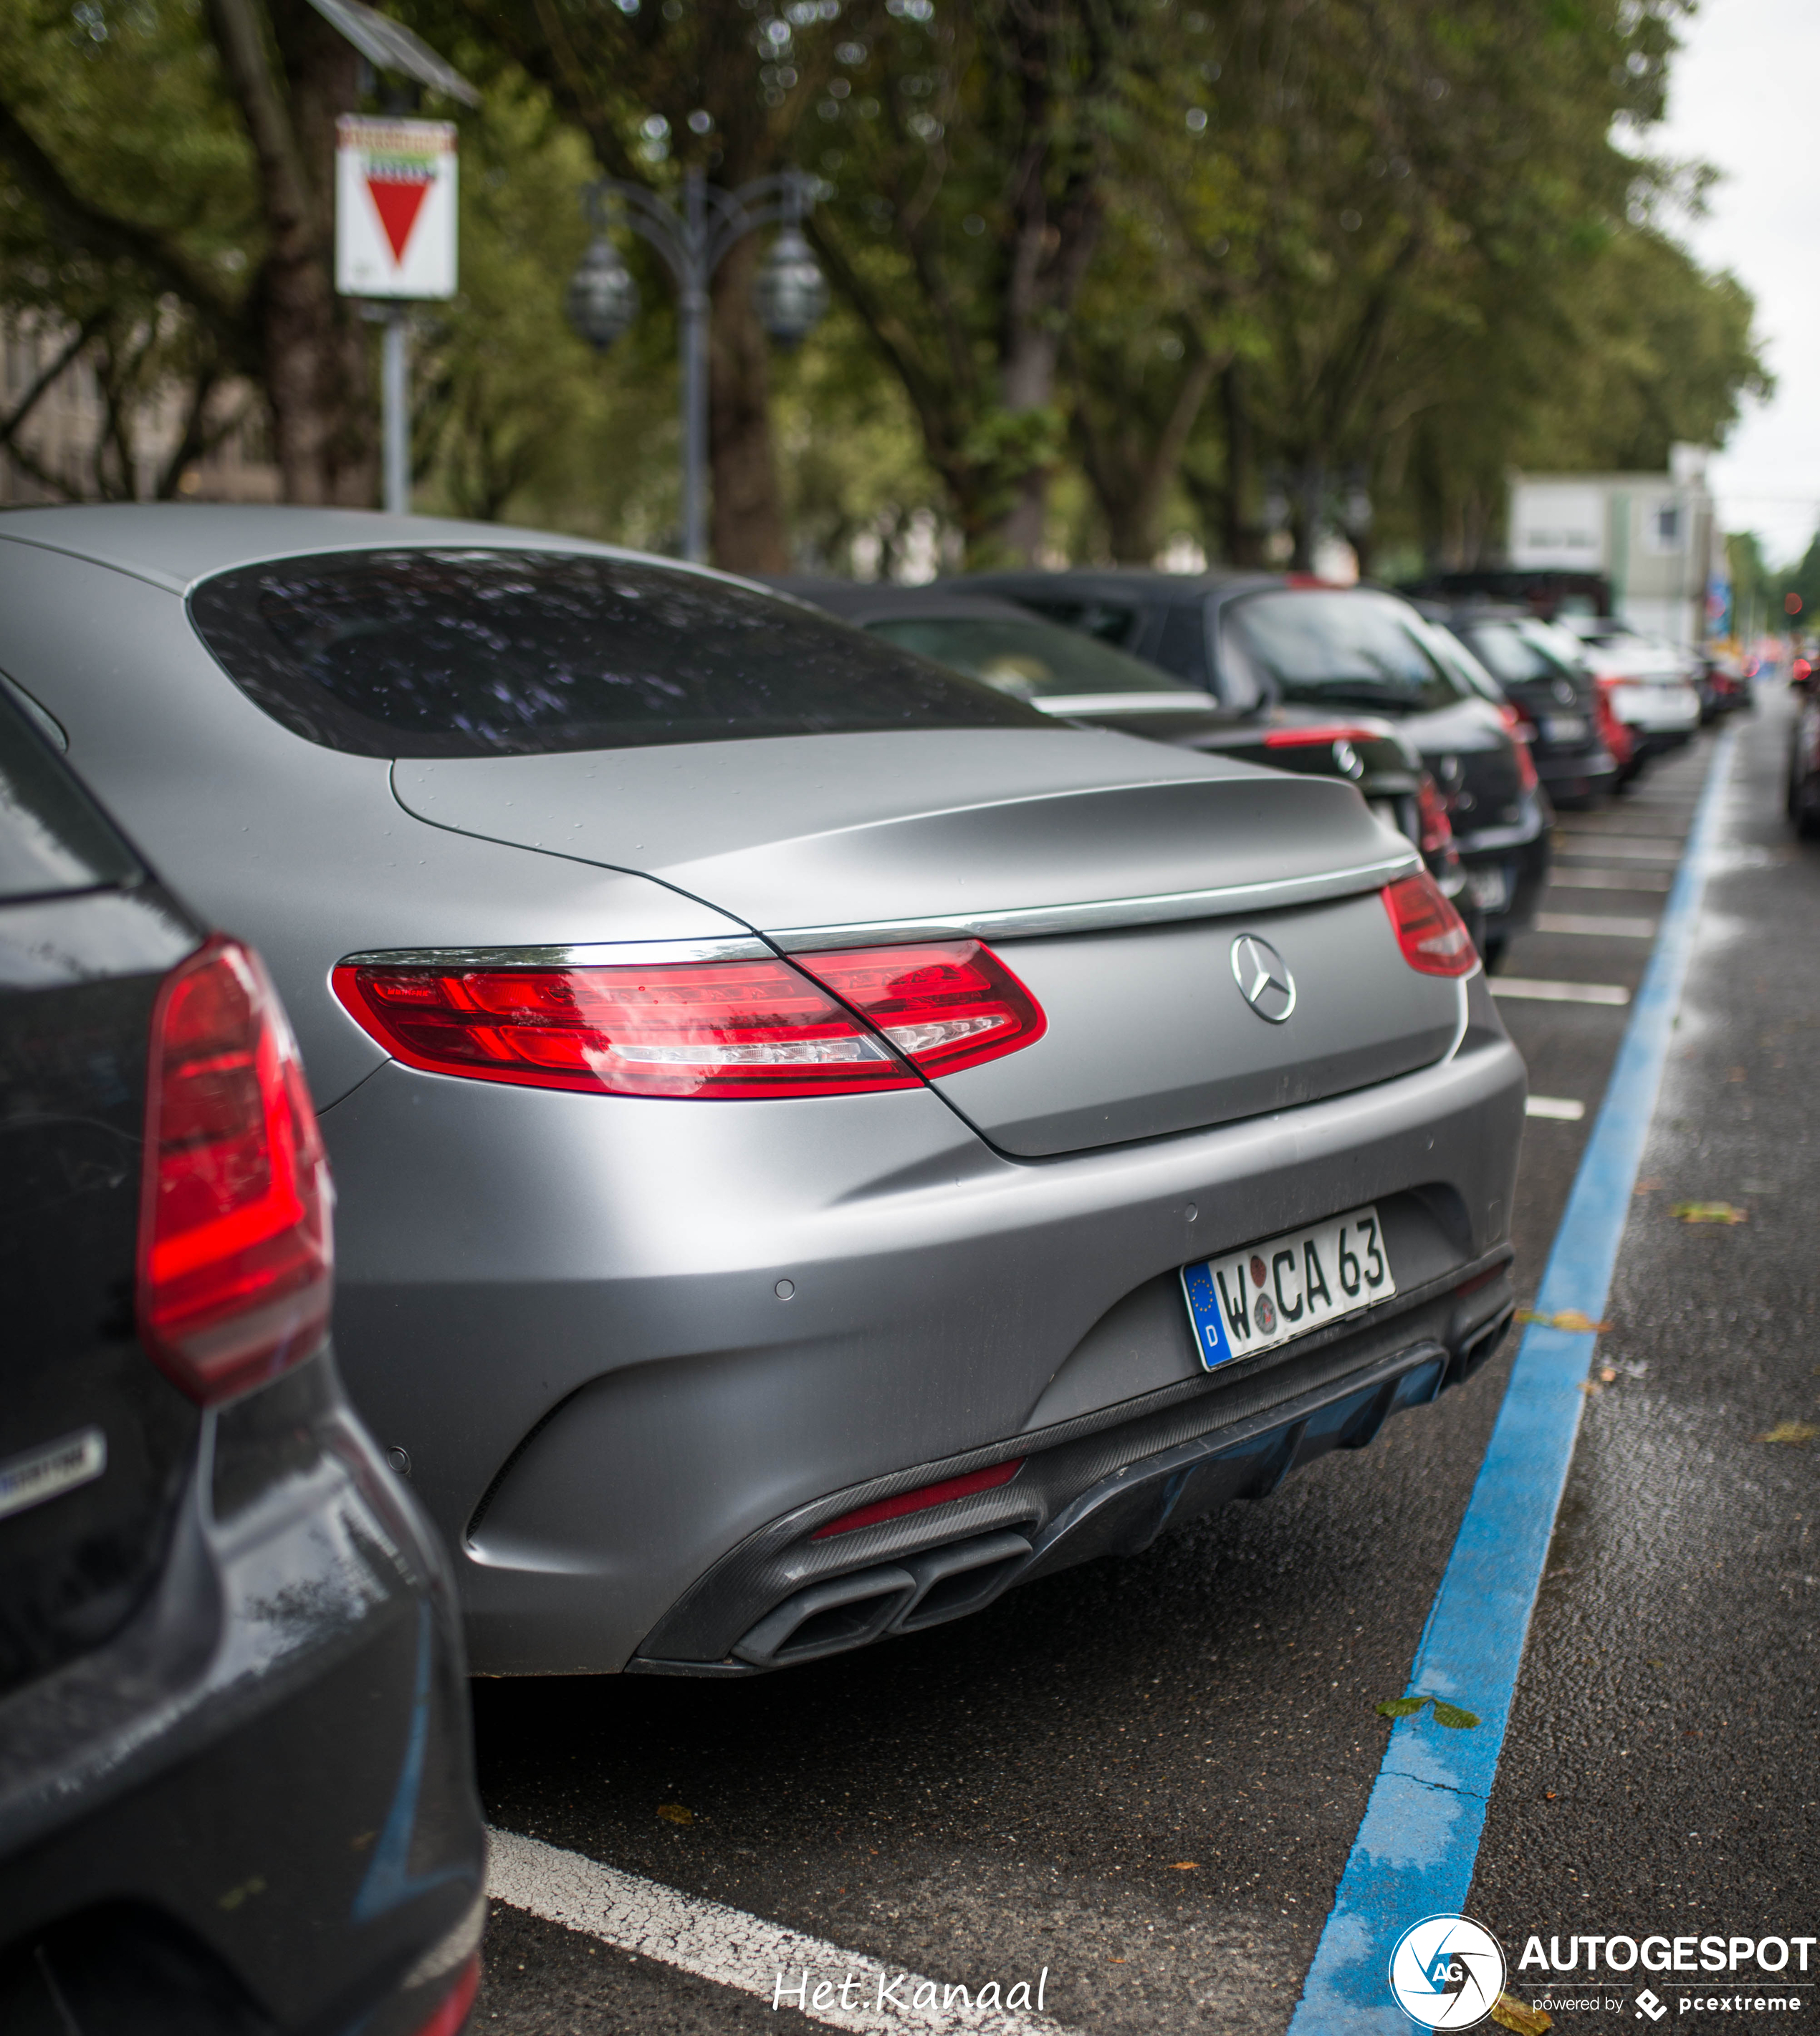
[805,0,1139,565]
[0,0,416,502]
[419,0,856,571]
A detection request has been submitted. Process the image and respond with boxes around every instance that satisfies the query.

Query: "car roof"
[768,578,1042,625]
[0,504,746,598]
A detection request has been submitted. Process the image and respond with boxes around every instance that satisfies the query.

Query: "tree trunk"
[209,0,375,505]
[707,236,787,574]
[1220,361,1268,567]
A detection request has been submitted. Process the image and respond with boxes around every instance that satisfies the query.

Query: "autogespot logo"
[1389,1915,1508,2030]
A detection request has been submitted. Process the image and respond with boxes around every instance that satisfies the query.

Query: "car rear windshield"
[0,686,140,902]
[188,550,1052,758]
[1221,590,1475,716]
[862,616,1205,700]
[1460,618,1581,688]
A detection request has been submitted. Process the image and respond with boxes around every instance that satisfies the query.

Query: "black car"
[964,569,1551,960]
[1417,602,1619,808]
[1788,656,1820,839]
[775,579,1473,928]
[0,680,484,2035]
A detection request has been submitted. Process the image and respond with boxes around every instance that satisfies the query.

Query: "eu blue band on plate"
[1180,1262,1235,1371]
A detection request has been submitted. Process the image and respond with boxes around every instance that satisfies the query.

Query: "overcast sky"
[1654,0,1820,563]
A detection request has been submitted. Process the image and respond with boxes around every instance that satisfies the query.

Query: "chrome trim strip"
[337,936,773,970]
[1033,691,1220,716]
[767,850,1423,951]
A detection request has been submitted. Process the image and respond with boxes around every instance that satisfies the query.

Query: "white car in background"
[1556,618,1701,758]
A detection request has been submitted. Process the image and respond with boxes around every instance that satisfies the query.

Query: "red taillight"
[1261,723,1381,749]
[813,1459,1025,1541]
[1796,658,1813,681]
[331,941,1045,1100]
[1512,737,1538,793]
[139,938,334,1404]
[1381,873,1477,977]
[1415,773,1454,855]
[792,940,1045,1077]
[411,1954,480,2036]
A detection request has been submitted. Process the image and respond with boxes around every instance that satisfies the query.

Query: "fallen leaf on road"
[1671,1201,1747,1224]
[1758,1422,1818,1446]
[1169,1862,1199,1871]
[1374,1694,1481,1729]
[1516,1308,1613,1332]
[1599,1366,1618,1383]
[1493,1995,1553,2034]
[656,1802,695,1825]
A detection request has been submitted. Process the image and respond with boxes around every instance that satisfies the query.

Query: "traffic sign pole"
[335,115,457,515]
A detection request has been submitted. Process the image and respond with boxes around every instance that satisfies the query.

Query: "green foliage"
[409,71,679,538]
[1376,1694,1482,1729]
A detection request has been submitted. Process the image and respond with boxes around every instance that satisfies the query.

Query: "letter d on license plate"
[1180,1204,1394,1370]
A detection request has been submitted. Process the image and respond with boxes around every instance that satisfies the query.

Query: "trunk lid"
[391,728,1460,1155]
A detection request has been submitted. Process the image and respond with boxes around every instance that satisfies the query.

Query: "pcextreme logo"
[1389,1915,1509,2030]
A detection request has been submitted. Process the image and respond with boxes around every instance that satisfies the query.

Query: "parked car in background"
[1553,616,1702,763]
[1415,602,1619,809]
[0,508,1526,1683]
[775,579,1470,925]
[1693,649,1753,722]
[967,569,1551,963]
[1788,657,1820,839]
[0,679,484,2035]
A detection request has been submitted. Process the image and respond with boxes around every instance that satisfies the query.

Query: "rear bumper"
[633,1261,1516,1673]
[322,976,1526,1676]
[1457,807,1551,946]
[1534,742,1619,805]
[0,1356,484,2036]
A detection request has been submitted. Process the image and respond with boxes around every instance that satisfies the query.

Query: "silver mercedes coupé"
[0,508,1526,1676]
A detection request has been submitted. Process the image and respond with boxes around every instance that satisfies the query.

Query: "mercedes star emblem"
[1231,934,1296,1023]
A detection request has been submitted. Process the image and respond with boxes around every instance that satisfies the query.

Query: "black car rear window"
[1221,590,1475,716]
[188,550,1051,758]
[0,686,140,902]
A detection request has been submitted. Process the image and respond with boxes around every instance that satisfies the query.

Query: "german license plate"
[1466,863,1510,913]
[1180,1204,1395,1371]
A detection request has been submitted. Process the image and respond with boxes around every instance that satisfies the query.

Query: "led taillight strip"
[332,939,1045,1100]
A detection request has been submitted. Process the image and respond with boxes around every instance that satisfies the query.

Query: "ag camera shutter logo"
[1387,1914,1507,2029]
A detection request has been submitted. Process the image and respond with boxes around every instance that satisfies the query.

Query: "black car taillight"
[1416,773,1455,856]
[1382,873,1477,978]
[138,938,334,1405]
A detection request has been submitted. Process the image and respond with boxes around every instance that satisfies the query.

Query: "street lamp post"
[565,166,828,565]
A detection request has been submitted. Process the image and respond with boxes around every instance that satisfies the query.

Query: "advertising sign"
[335,115,457,299]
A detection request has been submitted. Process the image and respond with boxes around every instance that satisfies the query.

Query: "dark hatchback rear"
[775,578,1470,920]
[967,570,1551,956]
[1419,602,1618,807]
[0,684,484,2034]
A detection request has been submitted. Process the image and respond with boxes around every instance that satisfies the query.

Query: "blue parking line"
[1287,729,1738,2035]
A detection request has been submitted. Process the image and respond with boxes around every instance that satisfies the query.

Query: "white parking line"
[1490,978,1631,1005]
[1548,868,1674,892]
[1525,1095,1586,1120]
[487,1829,1078,2036]
[1553,840,1682,862]
[1532,912,1659,939]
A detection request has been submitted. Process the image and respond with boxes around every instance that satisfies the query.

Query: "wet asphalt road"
[469,698,1813,2033]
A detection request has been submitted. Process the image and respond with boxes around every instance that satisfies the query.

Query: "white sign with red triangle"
[335,115,457,299]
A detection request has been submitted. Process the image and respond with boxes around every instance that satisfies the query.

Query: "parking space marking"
[1546,868,1673,891]
[1531,912,1659,938]
[1523,1096,1585,1120]
[1553,839,1682,861]
[487,1829,1078,2036]
[1289,729,1736,2035]
[1488,977,1630,1005]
